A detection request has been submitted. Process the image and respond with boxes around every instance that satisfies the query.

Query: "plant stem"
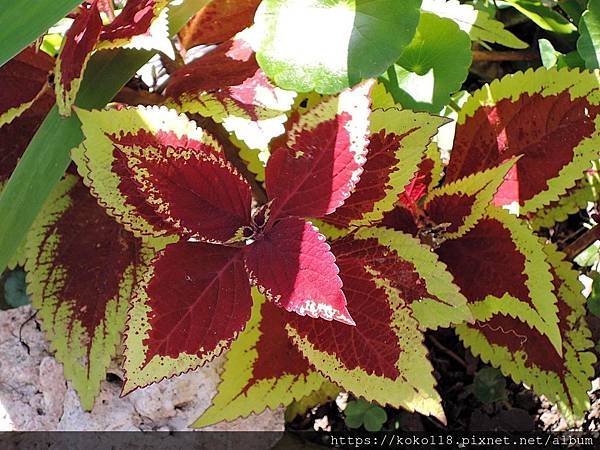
[563,224,600,260]
[472,50,539,62]
[427,335,467,369]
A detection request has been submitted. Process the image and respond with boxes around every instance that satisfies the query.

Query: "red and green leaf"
[192,288,324,427]
[457,245,596,423]
[285,379,341,422]
[446,67,600,214]
[244,217,353,325]
[0,45,53,127]
[73,106,252,243]
[434,207,562,354]
[96,0,171,54]
[122,241,253,393]
[25,174,151,410]
[422,159,518,239]
[178,0,261,49]
[55,1,102,116]
[287,227,472,419]
[0,66,55,269]
[529,163,600,230]
[322,108,446,230]
[166,33,295,123]
[266,81,373,221]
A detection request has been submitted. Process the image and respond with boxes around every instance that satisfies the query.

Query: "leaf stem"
[472,50,539,62]
[563,224,600,261]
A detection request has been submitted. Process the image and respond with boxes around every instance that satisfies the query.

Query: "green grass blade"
[0,0,83,68]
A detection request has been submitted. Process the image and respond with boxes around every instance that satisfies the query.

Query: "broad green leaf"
[4,269,30,308]
[0,0,210,275]
[344,400,388,431]
[0,0,82,68]
[382,12,472,113]
[422,0,527,49]
[574,240,600,267]
[472,367,508,404]
[504,0,576,34]
[253,0,422,94]
[539,38,560,68]
[578,0,600,69]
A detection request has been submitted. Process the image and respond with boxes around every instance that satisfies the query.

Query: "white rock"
[0,306,284,435]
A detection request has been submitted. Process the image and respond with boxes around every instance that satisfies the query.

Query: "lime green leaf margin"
[0,0,211,275]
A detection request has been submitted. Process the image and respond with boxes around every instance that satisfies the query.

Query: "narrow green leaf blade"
[0,0,83,68]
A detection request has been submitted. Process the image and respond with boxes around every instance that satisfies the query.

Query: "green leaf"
[504,0,576,34]
[539,38,559,68]
[422,0,527,49]
[363,405,388,432]
[382,12,472,113]
[587,274,600,317]
[254,0,422,94]
[574,240,600,268]
[344,400,388,431]
[4,269,30,308]
[473,367,508,404]
[0,0,210,275]
[577,0,600,69]
[0,0,82,68]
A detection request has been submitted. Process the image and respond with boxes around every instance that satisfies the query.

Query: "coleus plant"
[1,0,599,431]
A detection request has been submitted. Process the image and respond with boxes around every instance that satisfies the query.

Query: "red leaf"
[100,0,164,42]
[333,234,437,306]
[446,92,600,207]
[244,216,353,325]
[435,217,529,305]
[56,1,102,114]
[0,93,54,186]
[400,157,435,211]
[108,130,253,243]
[142,241,252,362]
[322,128,403,228]
[380,204,419,236]
[380,156,436,235]
[0,45,53,124]
[424,193,478,234]
[165,36,292,121]
[35,175,144,338]
[165,38,257,100]
[265,82,372,220]
[288,250,401,379]
[245,300,312,390]
[178,0,261,49]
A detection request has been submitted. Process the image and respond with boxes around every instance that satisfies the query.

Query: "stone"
[0,306,284,434]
